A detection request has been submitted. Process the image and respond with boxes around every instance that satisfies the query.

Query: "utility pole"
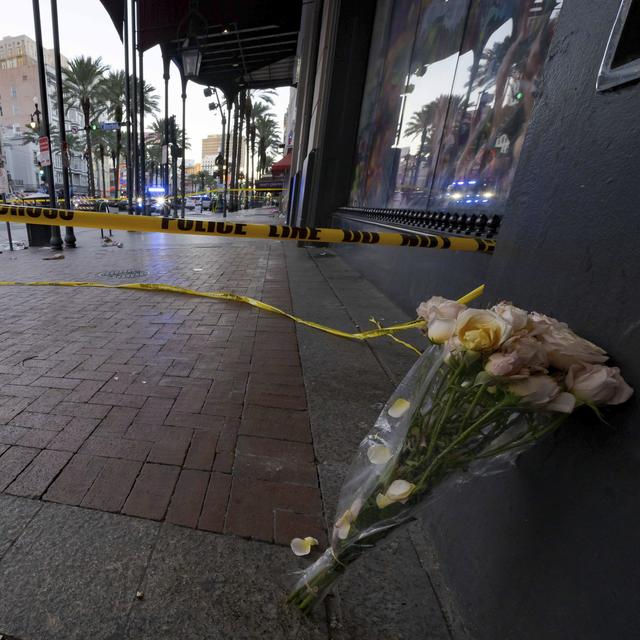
[180,74,187,219]
[124,0,133,213]
[223,99,232,218]
[32,0,63,250]
[162,47,170,202]
[136,0,146,214]
[230,97,239,212]
[50,0,75,247]
[131,0,139,209]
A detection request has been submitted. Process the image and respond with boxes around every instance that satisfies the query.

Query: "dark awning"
[98,0,301,98]
[272,153,292,172]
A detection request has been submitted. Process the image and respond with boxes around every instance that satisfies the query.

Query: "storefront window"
[350,0,563,217]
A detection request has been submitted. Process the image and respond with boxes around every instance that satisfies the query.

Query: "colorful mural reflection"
[350,0,563,215]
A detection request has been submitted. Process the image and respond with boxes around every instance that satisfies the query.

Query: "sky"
[0,0,291,163]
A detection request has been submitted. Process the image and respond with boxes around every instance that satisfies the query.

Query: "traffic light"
[91,122,98,131]
[515,91,524,101]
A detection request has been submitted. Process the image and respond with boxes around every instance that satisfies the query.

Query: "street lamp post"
[180,73,187,219]
[224,99,232,219]
[161,47,170,204]
[32,0,63,251]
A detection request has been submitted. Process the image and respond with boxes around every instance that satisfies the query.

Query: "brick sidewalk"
[0,221,325,546]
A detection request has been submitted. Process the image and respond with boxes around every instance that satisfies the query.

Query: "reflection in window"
[350,0,563,217]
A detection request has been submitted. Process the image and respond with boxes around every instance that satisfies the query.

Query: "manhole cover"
[99,269,149,279]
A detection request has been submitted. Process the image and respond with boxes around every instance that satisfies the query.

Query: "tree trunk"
[100,150,106,198]
[83,103,95,197]
[114,128,122,198]
[413,128,428,185]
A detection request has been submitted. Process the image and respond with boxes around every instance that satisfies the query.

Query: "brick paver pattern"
[0,221,325,546]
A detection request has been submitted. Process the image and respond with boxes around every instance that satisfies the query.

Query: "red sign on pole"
[38,136,52,167]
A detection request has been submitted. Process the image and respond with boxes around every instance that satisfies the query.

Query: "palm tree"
[146,117,189,193]
[246,99,276,186]
[405,104,434,184]
[255,113,280,176]
[90,128,117,197]
[99,71,160,198]
[194,170,208,192]
[99,71,125,198]
[63,56,109,196]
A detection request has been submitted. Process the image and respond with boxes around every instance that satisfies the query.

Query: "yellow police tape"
[0,281,484,354]
[0,204,495,253]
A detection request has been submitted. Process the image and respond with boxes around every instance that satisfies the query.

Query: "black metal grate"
[99,270,149,279]
[338,207,501,239]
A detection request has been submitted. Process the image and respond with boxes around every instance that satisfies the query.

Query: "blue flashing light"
[148,186,165,195]
[457,181,465,185]
[468,180,477,185]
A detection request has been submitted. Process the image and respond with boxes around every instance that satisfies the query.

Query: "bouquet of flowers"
[287,297,633,613]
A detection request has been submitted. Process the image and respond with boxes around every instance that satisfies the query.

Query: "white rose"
[455,308,512,352]
[528,313,607,370]
[492,302,528,332]
[417,297,466,345]
[485,333,548,377]
[566,363,634,406]
[509,375,575,413]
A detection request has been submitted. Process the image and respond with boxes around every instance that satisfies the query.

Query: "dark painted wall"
[335,0,640,636]
[332,215,494,317]
[423,0,640,637]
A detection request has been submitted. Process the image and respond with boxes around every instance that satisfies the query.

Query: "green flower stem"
[415,397,514,489]
[460,382,489,430]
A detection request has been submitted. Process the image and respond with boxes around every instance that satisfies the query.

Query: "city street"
[3,0,640,637]
[0,210,448,640]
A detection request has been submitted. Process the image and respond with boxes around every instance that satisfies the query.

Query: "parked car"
[171,196,197,211]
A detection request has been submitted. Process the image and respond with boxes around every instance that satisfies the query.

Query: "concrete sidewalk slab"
[0,501,159,640]
[285,244,452,640]
[124,524,327,640]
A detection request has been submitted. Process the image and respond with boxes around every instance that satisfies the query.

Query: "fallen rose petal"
[367,444,393,465]
[336,523,350,539]
[290,536,318,556]
[386,479,415,501]
[376,493,393,509]
[388,398,410,418]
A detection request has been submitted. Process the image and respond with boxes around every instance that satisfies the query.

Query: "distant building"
[0,34,87,194]
[202,132,242,170]
[202,154,218,175]
[201,134,222,160]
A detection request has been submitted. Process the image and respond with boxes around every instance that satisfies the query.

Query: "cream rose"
[508,375,575,413]
[566,363,633,406]
[528,313,608,369]
[454,308,512,352]
[485,333,548,377]
[417,297,466,344]
[491,302,528,332]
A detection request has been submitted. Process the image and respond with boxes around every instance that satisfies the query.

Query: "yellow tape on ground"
[0,282,484,349]
[0,205,495,253]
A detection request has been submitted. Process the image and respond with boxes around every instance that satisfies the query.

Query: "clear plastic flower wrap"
[286,297,633,613]
[287,345,569,613]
